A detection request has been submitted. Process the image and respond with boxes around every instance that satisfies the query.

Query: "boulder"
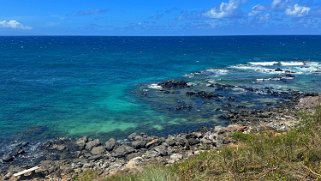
[143,150,159,159]
[76,137,88,149]
[91,146,106,155]
[52,144,66,151]
[168,153,183,164]
[112,145,135,158]
[131,140,147,149]
[214,126,227,134]
[2,154,14,162]
[154,145,168,156]
[105,138,116,151]
[175,137,188,146]
[188,138,200,146]
[165,137,176,146]
[125,157,143,170]
[128,132,138,140]
[85,139,101,150]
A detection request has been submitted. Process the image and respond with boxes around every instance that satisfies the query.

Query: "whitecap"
[249,61,278,66]
[187,82,196,86]
[148,84,162,90]
[230,65,286,74]
[280,61,305,66]
[206,68,229,74]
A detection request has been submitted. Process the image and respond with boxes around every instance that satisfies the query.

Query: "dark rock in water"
[286,74,295,78]
[112,145,135,157]
[91,146,106,155]
[304,92,319,97]
[85,139,101,150]
[186,91,217,99]
[175,104,193,111]
[2,154,14,162]
[131,140,147,149]
[275,68,283,71]
[105,138,116,151]
[158,80,189,89]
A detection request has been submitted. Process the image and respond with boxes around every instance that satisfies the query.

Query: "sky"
[0,0,321,35]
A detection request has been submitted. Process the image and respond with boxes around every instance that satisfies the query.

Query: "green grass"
[76,106,321,181]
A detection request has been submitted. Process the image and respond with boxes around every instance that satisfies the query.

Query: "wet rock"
[85,139,101,150]
[52,144,66,151]
[131,140,147,149]
[186,91,217,99]
[112,145,135,158]
[2,154,14,162]
[304,92,319,97]
[158,80,188,89]
[105,138,116,151]
[91,146,106,155]
[175,104,193,111]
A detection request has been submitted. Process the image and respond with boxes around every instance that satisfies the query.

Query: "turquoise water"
[1,36,321,142]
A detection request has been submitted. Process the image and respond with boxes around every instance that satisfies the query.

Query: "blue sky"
[0,0,321,35]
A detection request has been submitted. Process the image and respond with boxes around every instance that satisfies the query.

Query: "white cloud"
[272,0,282,8]
[0,20,32,30]
[204,0,242,19]
[272,0,290,9]
[285,4,310,17]
[248,4,266,16]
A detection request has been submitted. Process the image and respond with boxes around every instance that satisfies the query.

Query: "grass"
[76,106,321,181]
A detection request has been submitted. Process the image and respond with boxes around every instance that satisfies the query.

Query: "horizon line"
[1,34,321,37]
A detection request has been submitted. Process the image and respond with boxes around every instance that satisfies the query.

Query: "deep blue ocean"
[1,36,321,143]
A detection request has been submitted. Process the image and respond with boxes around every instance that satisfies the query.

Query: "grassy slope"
[76,106,321,181]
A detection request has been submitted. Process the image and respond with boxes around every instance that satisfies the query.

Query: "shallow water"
[1,36,321,142]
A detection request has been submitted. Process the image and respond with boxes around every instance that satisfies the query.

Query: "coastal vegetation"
[76,106,321,181]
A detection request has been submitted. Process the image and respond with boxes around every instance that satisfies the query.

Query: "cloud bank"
[204,0,242,19]
[0,20,32,30]
[285,4,310,17]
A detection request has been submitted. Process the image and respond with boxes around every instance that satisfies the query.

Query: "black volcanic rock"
[158,80,189,89]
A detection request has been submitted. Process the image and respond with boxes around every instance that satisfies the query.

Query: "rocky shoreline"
[1,78,321,180]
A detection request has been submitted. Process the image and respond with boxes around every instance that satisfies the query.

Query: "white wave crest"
[148,84,162,90]
[280,61,305,66]
[249,61,278,66]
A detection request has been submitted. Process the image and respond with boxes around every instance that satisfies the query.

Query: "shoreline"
[1,91,320,180]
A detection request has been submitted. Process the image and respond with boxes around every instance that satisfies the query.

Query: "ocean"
[1,36,321,144]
